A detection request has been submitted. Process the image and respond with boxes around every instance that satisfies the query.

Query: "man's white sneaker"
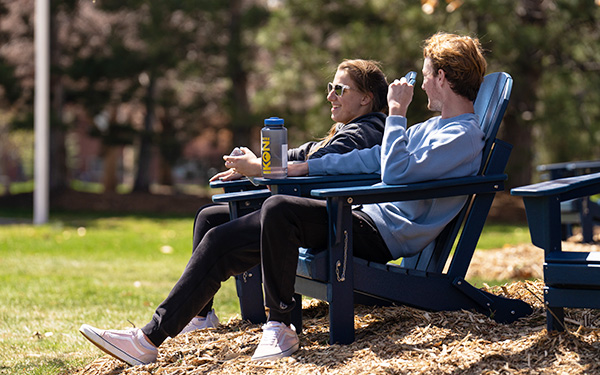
[251,321,299,361]
[180,309,220,335]
[79,324,157,366]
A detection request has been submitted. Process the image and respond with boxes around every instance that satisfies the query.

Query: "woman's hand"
[209,168,243,182]
[222,147,262,177]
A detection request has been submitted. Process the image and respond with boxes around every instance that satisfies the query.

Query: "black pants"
[191,203,231,316]
[142,195,392,346]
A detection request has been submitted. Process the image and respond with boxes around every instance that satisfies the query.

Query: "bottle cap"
[264,117,284,126]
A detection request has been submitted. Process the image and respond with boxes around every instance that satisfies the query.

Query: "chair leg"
[561,224,571,241]
[235,264,267,324]
[328,298,354,344]
[546,305,566,332]
[328,279,355,344]
[580,197,594,243]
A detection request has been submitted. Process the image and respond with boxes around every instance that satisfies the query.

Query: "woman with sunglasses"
[79,59,389,366]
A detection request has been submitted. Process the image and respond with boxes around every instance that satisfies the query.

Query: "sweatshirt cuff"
[385,115,407,128]
[307,158,327,175]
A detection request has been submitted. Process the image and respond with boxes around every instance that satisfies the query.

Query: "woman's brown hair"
[337,59,389,114]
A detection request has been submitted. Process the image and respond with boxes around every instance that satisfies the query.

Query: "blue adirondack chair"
[536,160,600,243]
[511,172,600,331]
[212,174,382,323]
[213,72,533,343]
[209,179,270,221]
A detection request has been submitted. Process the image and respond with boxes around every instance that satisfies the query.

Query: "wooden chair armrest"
[252,174,380,196]
[253,173,381,186]
[211,174,380,203]
[511,172,600,253]
[209,173,380,197]
[311,174,507,205]
[511,172,600,201]
[212,189,271,203]
[209,178,261,193]
[536,160,600,178]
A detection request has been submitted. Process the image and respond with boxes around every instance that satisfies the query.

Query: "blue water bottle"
[261,117,287,178]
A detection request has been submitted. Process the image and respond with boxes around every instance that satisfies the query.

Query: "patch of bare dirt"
[467,235,600,282]
[0,189,213,215]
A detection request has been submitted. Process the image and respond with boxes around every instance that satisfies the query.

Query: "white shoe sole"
[79,324,145,366]
[251,341,300,361]
[178,311,220,336]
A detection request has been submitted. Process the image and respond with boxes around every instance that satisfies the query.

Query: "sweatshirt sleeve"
[287,113,385,162]
[307,145,381,175]
[287,141,318,161]
[380,114,484,185]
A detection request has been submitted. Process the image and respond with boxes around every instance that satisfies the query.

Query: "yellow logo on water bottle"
[262,136,271,173]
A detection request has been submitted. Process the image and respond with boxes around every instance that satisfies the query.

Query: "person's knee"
[261,195,295,223]
[261,195,293,212]
[195,203,214,219]
[196,204,225,221]
[201,216,239,251]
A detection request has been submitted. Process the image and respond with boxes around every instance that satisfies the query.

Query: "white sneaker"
[251,321,299,361]
[79,324,157,366]
[179,309,220,335]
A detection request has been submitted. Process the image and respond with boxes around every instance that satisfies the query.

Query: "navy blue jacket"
[287,112,386,161]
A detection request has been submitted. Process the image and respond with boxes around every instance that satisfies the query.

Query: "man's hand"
[223,147,262,176]
[387,76,415,117]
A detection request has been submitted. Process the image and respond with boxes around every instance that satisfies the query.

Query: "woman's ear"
[361,92,374,106]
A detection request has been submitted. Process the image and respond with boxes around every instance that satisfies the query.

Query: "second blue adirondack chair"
[512,172,600,332]
[536,160,600,243]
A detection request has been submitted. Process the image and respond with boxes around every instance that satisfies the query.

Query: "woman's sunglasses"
[327,82,351,97]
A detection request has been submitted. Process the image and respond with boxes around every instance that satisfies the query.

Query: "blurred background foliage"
[0,0,599,195]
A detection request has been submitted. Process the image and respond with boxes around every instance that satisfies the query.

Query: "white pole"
[34,0,49,225]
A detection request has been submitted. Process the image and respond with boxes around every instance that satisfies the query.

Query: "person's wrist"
[389,105,407,117]
[289,161,308,176]
[249,158,261,176]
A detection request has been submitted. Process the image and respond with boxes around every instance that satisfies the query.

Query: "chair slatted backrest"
[401,72,513,274]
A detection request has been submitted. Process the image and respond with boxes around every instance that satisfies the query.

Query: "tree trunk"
[102,145,120,193]
[158,157,173,187]
[132,76,155,193]
[501,0,546,188]
[49,10,68,192]
[227,0,252,148]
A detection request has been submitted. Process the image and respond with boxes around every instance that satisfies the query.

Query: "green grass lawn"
[0,210,532,374]
[476,224,531,250]
[0,211,240,374]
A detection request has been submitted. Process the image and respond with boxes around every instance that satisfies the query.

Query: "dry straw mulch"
[74,243,600,375]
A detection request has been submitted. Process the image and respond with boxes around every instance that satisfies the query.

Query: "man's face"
[421,58,442,112]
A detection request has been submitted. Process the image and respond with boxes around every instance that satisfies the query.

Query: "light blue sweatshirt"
[307,113,485,259]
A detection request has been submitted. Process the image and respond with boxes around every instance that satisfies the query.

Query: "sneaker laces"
[260,323,283,346]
